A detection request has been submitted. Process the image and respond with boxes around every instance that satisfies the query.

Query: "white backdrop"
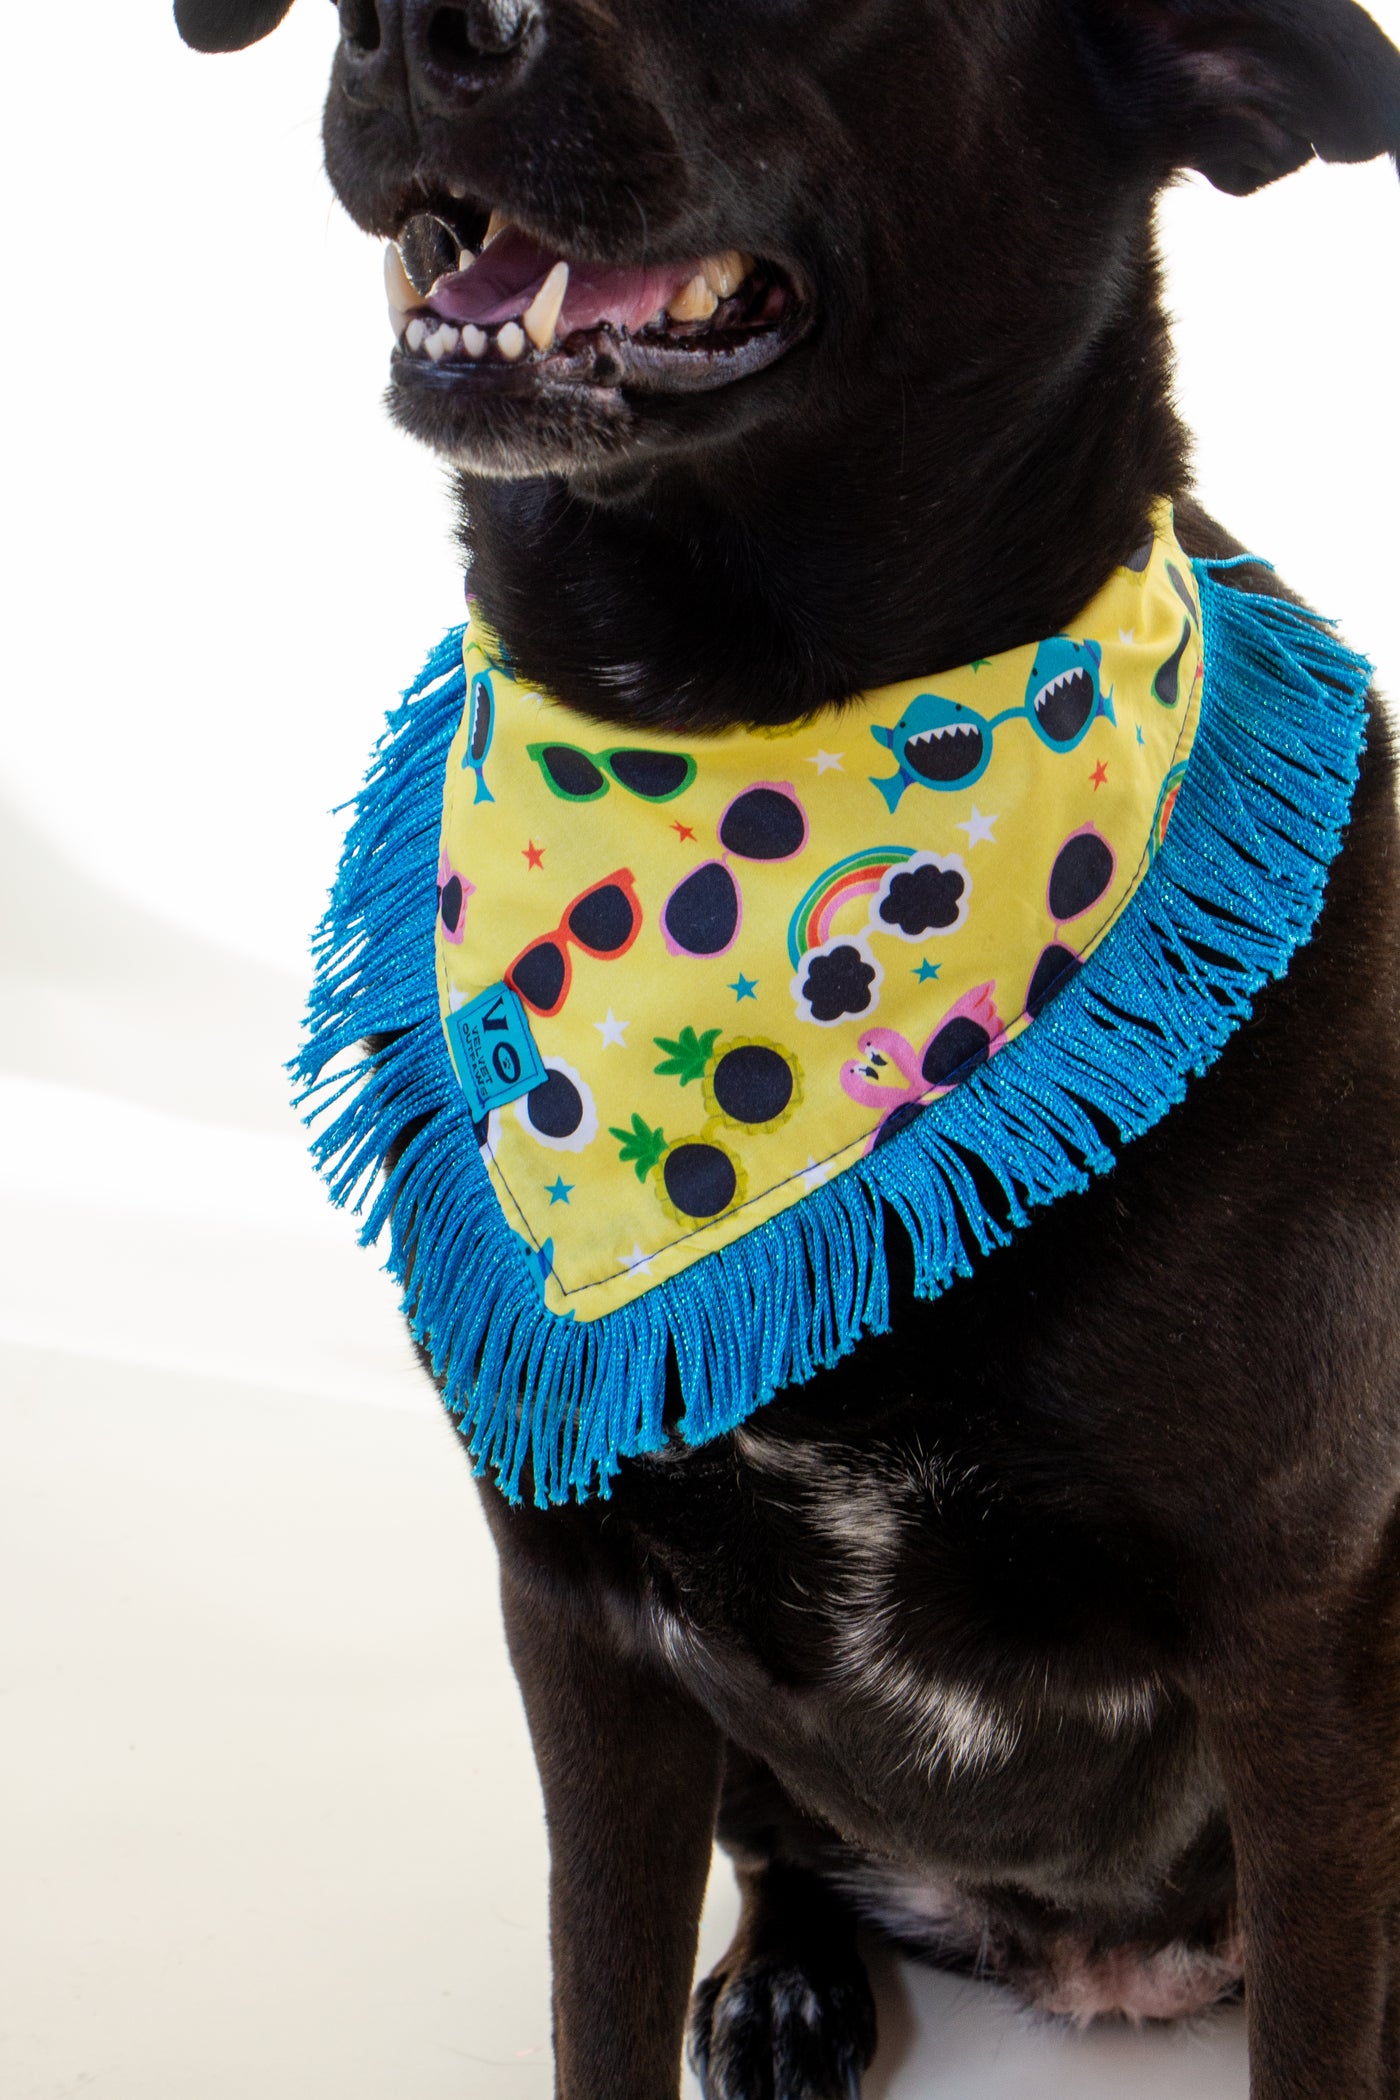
[3,2,1399,977]
[1,5,1397,2098]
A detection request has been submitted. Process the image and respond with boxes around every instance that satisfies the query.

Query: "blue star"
[913,959,942,983]
[1135,723,1146,747]
[730,973,759,1002]
[545,1176,574,1206]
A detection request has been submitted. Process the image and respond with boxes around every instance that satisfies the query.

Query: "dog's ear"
[1078,0,1400,195]
[174,0,298,52]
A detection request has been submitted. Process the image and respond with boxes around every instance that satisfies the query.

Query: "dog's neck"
[456,279,1186,735]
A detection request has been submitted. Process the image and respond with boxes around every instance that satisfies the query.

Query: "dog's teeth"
[405,316,429,352]
[667,273,720,322]
[447,181,467,199]
[384,243,418,327]
[497,321,527,360]
[701,250,752,299]
[457,247,476,272]
[522,260,569,350]
[484,210,510,248]
[462,324,488,359]
[425,323,460,360]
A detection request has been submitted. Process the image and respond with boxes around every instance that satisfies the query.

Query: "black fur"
[179,1,1400,2093]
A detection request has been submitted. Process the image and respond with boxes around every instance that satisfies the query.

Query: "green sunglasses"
[527,741,697,805]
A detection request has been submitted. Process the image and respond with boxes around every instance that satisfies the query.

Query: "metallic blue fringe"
[293,566,1371,1506]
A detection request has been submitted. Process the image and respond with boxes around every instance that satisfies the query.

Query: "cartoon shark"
[460,667,496,804]
[869,639,1117,813]
[869,693,991,813]
[1024,637,1115,750]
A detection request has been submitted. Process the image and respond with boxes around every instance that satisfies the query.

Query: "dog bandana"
[298,511,1371,1504]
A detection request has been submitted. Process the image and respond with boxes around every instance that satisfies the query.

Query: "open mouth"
[904,721,985,784]
[383,206,809,401]
[1032,670,1095,745]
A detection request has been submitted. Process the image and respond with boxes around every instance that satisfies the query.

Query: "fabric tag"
[444,983,547,1119]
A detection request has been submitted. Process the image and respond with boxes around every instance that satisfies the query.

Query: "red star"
[522,839,545,869]
[1090,761,1109,791]
[671,821,697,843]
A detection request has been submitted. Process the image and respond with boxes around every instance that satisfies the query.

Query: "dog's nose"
[336,0,539,112]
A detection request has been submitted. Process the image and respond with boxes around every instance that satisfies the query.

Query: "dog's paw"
[687,1943,877,2100]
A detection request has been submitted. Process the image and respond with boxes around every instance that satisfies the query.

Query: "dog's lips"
[383,213,807,401]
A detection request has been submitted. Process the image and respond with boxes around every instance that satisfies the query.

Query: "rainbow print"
[788,846,914,966]
[1148,762,1189,863]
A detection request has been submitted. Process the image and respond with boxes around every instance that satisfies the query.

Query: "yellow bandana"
[435,504,1203,1322]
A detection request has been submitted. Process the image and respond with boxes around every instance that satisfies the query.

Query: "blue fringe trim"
[293,567,1371,1506]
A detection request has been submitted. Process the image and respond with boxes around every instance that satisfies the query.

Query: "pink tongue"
[426,225,700,336]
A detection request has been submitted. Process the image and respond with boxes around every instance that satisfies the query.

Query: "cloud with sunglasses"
[870,851,970,942]
[791,937,884,1028]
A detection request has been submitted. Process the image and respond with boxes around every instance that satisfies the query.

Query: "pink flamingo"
[841,983,1004,1141]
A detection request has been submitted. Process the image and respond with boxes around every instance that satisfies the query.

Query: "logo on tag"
[444,982,549,1120]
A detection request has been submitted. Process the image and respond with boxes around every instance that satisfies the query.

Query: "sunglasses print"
[528,741,697,805]
[436,851,475,945]
[870,638,1116,813]
[662,783,810,959]
[506,870,642,1018]
[459,669,496,806]
[1026,825,1119,1019]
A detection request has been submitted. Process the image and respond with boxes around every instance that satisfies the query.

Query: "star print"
[730,973,759,1002]
[671,821,697,842]
[594,1009,630,1048]
[545,1176,574,1206]
[620,1244,655,1277]
[913,959,942,983]
[803,1156,835,1193]
[956,805,998,847]
[1090,761,1110,790]
[970,658,992,673]
[1118,627,1137,646]
[1135,723,1146,747]
[522,839,545,869]
[806,751,846,775]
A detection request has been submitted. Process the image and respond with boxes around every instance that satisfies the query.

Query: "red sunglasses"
[506,870,643,1018]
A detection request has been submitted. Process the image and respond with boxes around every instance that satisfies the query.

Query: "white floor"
[0,832,1250,2098]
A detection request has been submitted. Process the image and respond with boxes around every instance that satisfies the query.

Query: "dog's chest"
[616,1412,1177,1865]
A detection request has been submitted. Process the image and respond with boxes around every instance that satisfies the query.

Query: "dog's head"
[179,0,1400,492]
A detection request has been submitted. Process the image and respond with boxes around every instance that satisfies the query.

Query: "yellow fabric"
[436,504,1202,1322]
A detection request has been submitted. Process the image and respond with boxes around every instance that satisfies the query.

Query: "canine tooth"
[448,181,467,199]
[457,247,476,271]
[425,323,460,360]
[405,316,429,352]
[484,210,510,247]
[667,273,720,322]
[462,324,488,358]
[702,250,750,299]
[384,243,418,316]
[497,321,527,360]
[523,260,569,349]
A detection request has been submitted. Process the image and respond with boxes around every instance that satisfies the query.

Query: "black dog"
[177,1,1400,2093]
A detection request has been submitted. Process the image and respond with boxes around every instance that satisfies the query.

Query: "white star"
[956,805,999,847]
[620,1244,655,1277]
[803,1155,835,1193]
[594,1009,630,1047]
[806,750,845,775]
[1118,627,1137,646]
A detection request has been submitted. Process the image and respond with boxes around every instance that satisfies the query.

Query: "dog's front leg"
[499,1554,724,2100]
[1203,1608,1400,2100]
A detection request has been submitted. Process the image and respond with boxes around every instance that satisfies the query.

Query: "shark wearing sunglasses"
[871,636,1116,812]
